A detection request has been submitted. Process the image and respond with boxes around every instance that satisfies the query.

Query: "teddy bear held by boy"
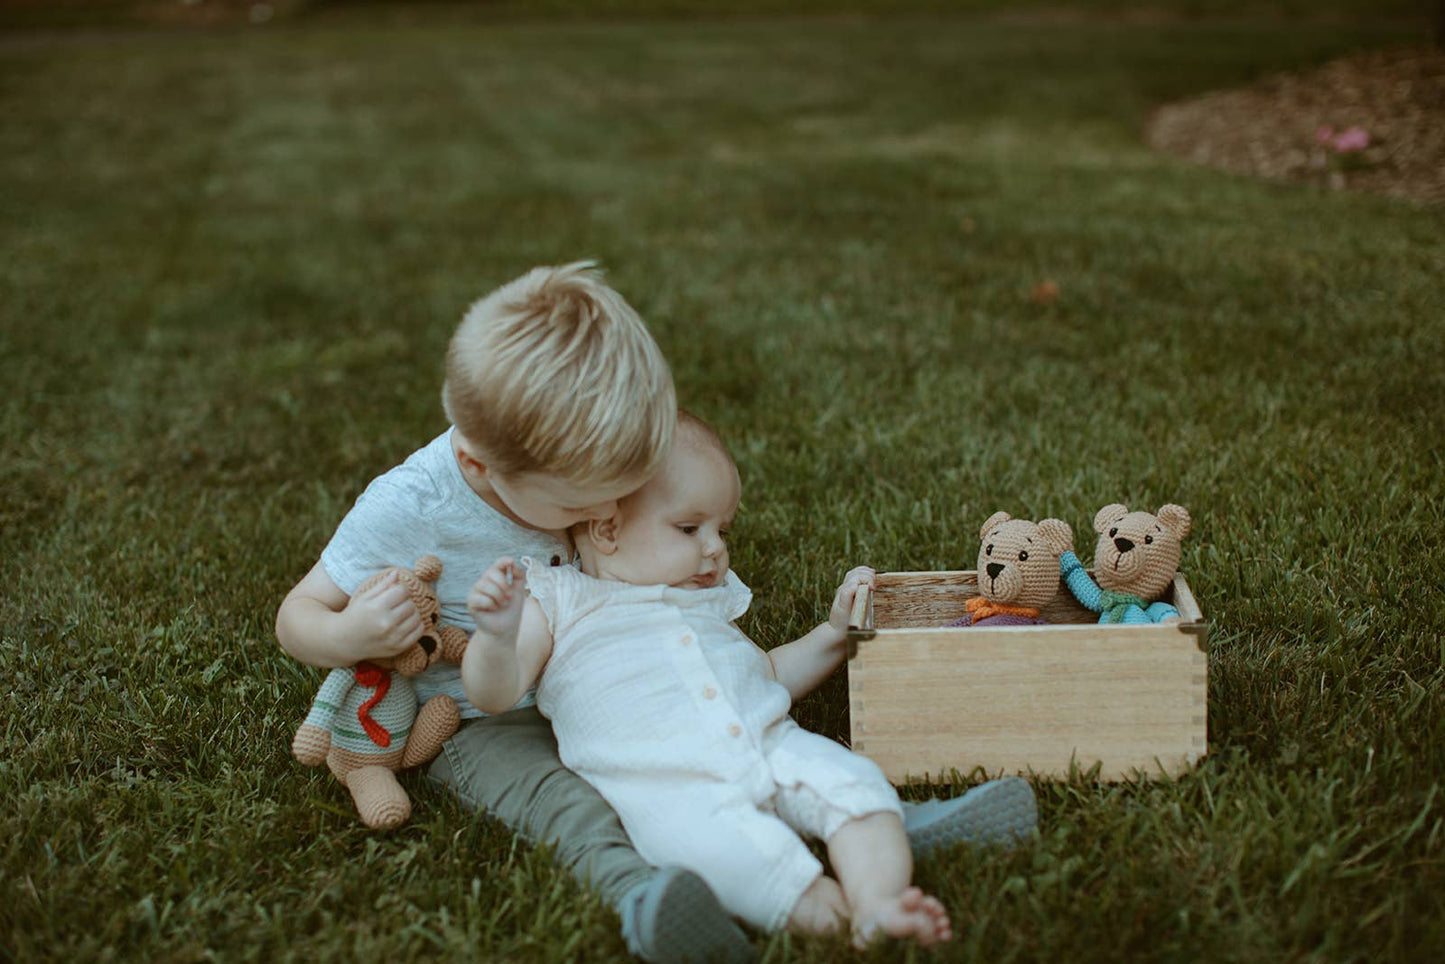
[292,555,469,829]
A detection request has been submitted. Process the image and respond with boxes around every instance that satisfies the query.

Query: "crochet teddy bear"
[1059,503,1192,624]
[948,511,1074,627]
[291,555,469,829]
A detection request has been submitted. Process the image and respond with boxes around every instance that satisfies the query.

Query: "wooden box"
[846,570,1207,783]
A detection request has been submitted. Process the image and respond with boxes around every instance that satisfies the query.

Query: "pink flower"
[1330,126,1370,152]
[1315,125,1335,144]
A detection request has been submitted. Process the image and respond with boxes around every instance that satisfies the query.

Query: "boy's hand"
[342,571,425,659]
[828,566,877,633]
[468,558,527,643]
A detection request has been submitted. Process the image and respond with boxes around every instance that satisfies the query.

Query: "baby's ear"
[979,511,1011,541]
[1156,504,1192,539]
[1094,504,1129,534]
[587,515,622,555]
[1036,519,1074,555]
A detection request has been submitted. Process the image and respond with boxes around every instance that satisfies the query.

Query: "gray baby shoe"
[903,776,1038,857]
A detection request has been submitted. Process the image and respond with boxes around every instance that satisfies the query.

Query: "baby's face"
[601,442,739,589]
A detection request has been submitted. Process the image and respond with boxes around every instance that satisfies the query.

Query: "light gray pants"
[428,705,653,909]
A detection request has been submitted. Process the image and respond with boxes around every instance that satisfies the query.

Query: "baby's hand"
[468,557,528,643]
[829,566,877,633]
[343,571,424,660]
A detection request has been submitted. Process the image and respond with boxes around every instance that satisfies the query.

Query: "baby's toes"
[896,886,925,911]
[917,894,952,943]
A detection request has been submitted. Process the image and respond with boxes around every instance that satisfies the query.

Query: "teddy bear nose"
[986,563,1005,580]
[1114,537,1135,553]
[419,636,437,656]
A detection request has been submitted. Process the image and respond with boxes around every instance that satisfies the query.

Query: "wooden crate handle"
[846,581,876,657]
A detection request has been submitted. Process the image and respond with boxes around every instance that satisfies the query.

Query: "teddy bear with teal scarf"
[1059,503,1192,624]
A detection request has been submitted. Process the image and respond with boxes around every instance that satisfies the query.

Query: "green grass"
[0,0,1434,31]
[3,3,1443,961]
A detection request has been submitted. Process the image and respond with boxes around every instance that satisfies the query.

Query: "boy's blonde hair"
[442,261,675,486]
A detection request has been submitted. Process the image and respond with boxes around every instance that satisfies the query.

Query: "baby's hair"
[676,409,732,464]
[442,261,676,486]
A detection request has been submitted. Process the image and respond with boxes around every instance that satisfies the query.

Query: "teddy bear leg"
[346,765,412,829]
[401,695,461,770]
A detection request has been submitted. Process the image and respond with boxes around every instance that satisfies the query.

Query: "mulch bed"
[1145,46,1445,205]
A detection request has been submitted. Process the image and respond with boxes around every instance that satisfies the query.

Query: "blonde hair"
[442,261,676,485]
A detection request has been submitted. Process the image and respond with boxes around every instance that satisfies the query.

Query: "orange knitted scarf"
[965,596,1041,623]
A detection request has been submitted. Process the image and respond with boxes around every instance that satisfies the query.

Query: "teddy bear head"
[1090,503,1191,601]
[353,555,469,676]
[976,511,1074,608]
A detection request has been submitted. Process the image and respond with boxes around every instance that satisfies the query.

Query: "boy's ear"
[453,435,487,479]
[588,515,621,555]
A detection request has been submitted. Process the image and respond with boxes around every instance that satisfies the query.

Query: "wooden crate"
[846,570,1208,783]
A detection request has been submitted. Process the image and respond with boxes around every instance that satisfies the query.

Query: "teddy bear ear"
[1094,504,1128,534]
[414,555,443,583]
[1036,518,1074,554]
[979,511,1011,541]
[1156,504,1192,539]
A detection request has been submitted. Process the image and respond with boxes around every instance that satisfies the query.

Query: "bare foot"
[852,886,953,949]
[786,876,849,935]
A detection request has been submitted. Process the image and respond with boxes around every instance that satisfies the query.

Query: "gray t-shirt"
[321,427,570,717]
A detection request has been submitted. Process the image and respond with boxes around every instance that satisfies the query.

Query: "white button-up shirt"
[527,563,791,805]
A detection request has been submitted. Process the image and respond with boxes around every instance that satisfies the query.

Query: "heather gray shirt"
[321,428,570,717]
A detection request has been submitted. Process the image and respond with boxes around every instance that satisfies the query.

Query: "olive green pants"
[428,705,653,909]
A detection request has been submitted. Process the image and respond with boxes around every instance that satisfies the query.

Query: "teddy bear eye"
[985,544,993,555]
[431,612,440,624]
[1144,535,1153,545]
[1108,528,1118,537]
[1018,550,1029,561]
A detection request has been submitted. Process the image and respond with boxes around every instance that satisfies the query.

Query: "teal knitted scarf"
[1099,589,1147,623]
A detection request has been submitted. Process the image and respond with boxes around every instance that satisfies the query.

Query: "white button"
[728,723,742,737]
[704,687,717,700]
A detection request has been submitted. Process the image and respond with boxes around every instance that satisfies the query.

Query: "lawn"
[2,2,1443,961]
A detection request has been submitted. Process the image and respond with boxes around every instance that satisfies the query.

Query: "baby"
[462,413,952,947]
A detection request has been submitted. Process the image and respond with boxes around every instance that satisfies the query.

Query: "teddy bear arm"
[1059,550,1103,612]
[292,668,355,761]
[292,723,333,766]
